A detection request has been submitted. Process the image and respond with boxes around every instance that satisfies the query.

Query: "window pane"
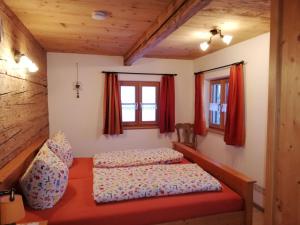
[212,84,221,103]
[141,103,156,121]
[121,85,136,122]
[122,103,136,122]
[142,86,156,103]
[210,83,221,125]
[121,86,135,103]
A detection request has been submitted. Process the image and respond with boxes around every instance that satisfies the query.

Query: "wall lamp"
[200,28,233,51]
[0,188,25,225]
[14,51,39,73]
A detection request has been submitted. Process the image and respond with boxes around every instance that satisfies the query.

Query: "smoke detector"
[92,10,110,20]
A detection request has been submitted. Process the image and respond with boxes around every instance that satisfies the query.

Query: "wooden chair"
[175,123,197,149]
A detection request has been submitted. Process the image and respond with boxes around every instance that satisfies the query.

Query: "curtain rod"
[194,60,245,75]
[102,71,177,76]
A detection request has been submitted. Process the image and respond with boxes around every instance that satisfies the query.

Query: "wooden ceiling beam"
[124,0,211,66]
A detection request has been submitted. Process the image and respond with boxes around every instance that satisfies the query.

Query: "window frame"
[119,81,160,129]
[209,78,229,132]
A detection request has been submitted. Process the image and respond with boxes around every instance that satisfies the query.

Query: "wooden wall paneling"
[264,0,281,223]
[265,0,300,224]
[0,0,48,169]
[0,135,47,189]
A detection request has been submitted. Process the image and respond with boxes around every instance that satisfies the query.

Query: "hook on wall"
[73,63,82,98]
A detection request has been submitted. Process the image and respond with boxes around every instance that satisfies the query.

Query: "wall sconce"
[0,188,25,225]
[14,51,39,73]
[200,28,233,51]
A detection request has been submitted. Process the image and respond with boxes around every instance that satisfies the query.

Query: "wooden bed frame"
[0,137,255,225]
[167,142,255,225]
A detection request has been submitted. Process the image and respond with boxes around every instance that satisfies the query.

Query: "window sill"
[208,128,224,135]
[123,125,159,130]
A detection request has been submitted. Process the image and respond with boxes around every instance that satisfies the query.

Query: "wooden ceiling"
[145,0,270,59]
[3,0,270,61]
[3,0,173,56]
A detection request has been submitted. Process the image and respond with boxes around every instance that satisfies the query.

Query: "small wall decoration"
[73,63,82,98]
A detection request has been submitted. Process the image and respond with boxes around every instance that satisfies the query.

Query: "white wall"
[193,33,270,207]
[47,53,194,156]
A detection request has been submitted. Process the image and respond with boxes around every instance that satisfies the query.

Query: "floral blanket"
[93,164,222,203]
[93,148,184,168]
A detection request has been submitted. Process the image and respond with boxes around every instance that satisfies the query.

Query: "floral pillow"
[52,131,72,149]
[47,131,73,168]
[19,144,69,210]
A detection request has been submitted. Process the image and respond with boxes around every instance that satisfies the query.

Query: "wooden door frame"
[265,0,300,224]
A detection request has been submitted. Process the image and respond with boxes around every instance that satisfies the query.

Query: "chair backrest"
[175,123,197,149]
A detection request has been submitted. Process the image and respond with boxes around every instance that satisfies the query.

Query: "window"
[209,78,229,131]
[120,81,159,129]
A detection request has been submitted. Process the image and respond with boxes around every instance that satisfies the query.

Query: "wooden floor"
[253,207,264,225]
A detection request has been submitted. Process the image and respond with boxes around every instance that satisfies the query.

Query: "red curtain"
[194,73,207,135]
[224,64,245,146]
[103,73,123,135]
[159,75,175,133]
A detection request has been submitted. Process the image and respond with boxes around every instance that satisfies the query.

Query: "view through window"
[120,81,159,129]
[209,78,229,131]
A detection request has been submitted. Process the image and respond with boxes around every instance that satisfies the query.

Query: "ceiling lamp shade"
[222,35,233,45]
[200,41,210,51]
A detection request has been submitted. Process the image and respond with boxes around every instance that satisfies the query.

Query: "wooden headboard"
[0,136,47,190]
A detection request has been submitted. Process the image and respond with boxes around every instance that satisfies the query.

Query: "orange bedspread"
[22,158,243,225]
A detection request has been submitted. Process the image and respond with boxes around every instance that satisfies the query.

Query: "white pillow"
[19,144,69,210]
[47,131,73,168]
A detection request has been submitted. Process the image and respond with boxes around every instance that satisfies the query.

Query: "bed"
[0,136,255,225]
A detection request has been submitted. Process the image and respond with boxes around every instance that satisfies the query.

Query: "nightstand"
[17,221,47,225]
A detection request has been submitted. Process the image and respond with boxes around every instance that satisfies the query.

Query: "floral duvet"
[93,163,222,203]
[93,148,184,168]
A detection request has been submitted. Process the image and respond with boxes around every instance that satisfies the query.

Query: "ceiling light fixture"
[199,28,233,51]
[92,10,110,20]
[200,41,210,51]
[222,35,233,45]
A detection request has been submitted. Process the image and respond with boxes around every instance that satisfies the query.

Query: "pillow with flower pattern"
[47,131,73,168]
[19,144,69,210]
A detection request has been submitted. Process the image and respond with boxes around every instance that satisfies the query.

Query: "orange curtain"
[159,75,175,133]
[224,64,245,146]
[194,73,207,135]
[103,72,123,135]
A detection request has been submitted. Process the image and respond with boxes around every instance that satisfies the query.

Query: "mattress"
[22,158,243,225]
